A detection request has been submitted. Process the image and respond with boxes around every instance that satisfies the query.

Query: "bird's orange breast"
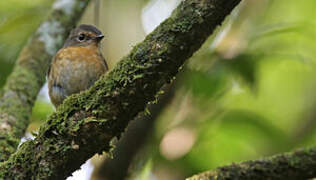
[55,45,101,63]
[48,45,107,107]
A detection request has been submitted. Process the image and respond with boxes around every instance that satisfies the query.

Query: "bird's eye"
[78,34,85,41]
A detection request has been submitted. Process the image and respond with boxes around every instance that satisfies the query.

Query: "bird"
[47,24,108,108]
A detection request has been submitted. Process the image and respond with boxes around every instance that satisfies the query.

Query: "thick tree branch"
[0,0,241,179]
[187,147,316,180]
[91,84,176,180]
[0,0,90,162]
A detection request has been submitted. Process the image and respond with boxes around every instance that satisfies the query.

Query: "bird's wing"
[100,53,109,71]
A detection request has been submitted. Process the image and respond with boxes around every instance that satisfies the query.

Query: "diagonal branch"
[186,147,316,180]
[0,0,90,162]
[0,0,241,179]
[91,83,176,180]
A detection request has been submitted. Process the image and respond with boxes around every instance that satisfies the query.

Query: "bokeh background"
[1,0,316,179]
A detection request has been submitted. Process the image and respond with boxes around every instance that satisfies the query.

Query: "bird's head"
[64,24,104,47]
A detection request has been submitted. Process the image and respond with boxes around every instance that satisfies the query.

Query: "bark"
[187,148,316,180]
[91,83,176,180]
[0,0,90,162]
[0,0,241,179]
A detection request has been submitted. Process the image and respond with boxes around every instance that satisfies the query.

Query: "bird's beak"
[95,35,104,41]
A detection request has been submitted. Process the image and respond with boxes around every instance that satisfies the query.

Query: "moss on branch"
[0,0,241,179]
[0,0,90,162]
[187,148,316,180]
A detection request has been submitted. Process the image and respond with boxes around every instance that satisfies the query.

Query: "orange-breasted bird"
[48,24,108,107]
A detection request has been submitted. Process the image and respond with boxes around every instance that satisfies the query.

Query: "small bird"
[48,24,108,107]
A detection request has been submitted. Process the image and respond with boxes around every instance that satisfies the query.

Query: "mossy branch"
[92,83,176,180]
[0,0,90,162]
[0,0,241,179]
[187,147,316,180]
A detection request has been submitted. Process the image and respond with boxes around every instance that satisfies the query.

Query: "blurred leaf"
[0,0,50,13]
[220,54,259,88]
[184,110,289,173]
[218,110,289,146]
[0,61,14,87]
[0,0,52,87]
[184,67,229,100]
[250,23,304,42]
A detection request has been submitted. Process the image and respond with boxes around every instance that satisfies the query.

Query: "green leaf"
[184,110,290,173]
[221,54,259,88]
[184,67,229,100]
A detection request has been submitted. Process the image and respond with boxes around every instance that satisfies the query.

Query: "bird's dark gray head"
[64,24,104,47]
